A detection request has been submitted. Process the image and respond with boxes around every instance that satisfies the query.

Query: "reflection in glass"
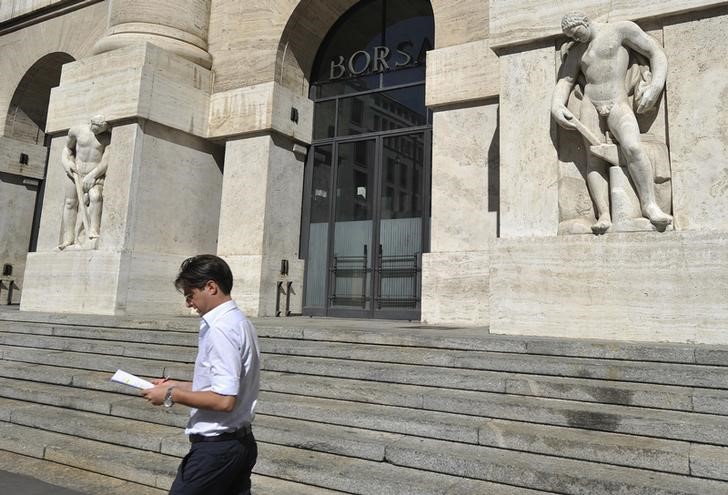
[330,140,375,308]
[313,101,336,140]
[337,86,427,136]
[304,146,332,308]
[377,133,424,309]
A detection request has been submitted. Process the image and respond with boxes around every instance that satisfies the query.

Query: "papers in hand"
[111,369,154,390]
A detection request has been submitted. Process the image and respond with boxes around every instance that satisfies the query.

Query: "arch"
[0,1,107,135]
[276,0,360,97]
[274,0,489,97]
[4,52,75,144]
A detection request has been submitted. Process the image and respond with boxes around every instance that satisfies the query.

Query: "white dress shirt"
[185,300,261,436]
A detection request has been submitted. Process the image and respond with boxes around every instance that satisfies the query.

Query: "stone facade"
[0,1,727,344]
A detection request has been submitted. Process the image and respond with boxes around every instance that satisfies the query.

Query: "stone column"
[20,33,218,315]
[419,40,499,326]
[93,0,212,68]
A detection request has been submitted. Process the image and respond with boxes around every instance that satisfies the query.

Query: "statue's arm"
[61,129,78,177]
[621,21,667,113]
[551,51,580,129]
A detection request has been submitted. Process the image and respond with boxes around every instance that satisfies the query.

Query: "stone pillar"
[93,0,212,68]
[420,40,499,326]
[20,40,219,315]
[210,83,313,318]
[498,45,559,238]
[217,135,306,318]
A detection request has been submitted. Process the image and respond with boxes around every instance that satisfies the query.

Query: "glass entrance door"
[301,0,433,319]
[305,132,427,319]
[329,139,375,312]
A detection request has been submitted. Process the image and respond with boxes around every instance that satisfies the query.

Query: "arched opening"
[0,52,73,304]
[4,52,74,144]
[300,0,434,319]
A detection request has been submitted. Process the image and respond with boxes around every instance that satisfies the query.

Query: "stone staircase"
[1,309,728,494]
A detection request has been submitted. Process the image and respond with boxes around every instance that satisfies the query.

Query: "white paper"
[111,369,154,390]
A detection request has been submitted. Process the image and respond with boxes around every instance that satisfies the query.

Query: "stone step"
[4,382,726,483]
[0,345,191,380]
[263,355,728,414]
[0,450,166,495]
[6,338,728,419]
[0,422,178,490]
[258,388,728,447]
[0,417,551,495]
[0,320,198,346]
[0,332,196,362]
[0,389,408,466]
[7,313,728,366]
[0,422,344,494]
[261,338,728,388]
[4,350,728,421]
[256,442,552,495]
[384,436,728,495]
[4,360,728,454]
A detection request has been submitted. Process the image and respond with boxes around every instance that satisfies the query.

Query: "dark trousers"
[169,432,257,495]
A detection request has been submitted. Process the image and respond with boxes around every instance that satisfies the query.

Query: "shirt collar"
[200,299,237,330]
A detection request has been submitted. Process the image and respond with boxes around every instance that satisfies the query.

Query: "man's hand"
[142,383,170,406]
[635,82,661,114]
[61,160,76,179]
[82,173,96,192]
[552,104,578,129]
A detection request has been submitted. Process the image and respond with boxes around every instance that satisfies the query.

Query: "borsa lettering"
[329,39,430,80]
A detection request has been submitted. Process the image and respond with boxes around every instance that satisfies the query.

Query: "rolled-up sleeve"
[206,325,242,396]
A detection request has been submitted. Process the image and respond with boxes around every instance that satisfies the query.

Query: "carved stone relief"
[551,12,673,235]
[58,115,110,250]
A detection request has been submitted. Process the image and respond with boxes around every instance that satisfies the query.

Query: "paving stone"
[260,338,728,388]
[9,403,179,452]
[425,387,728,445]
[690,444,728,481]
[257,442,551,495]
[478,418,690,474]
[258,391,481,444]
[385,436,728,495]
[0,450,166,495]
[0,345,166,377]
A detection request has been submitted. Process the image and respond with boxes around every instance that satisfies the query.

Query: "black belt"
[189,424,252,443]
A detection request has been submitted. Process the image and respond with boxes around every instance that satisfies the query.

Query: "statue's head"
[561,12,591,43]
[89,115,109,134]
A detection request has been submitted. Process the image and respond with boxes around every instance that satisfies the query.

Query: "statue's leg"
[59,177,78,249]
[607,102,672,228]
[88,183,103,239]
[581,98,611,234]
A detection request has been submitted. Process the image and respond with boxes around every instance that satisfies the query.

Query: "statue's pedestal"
[489,231,728,344]
[20,43,221,315]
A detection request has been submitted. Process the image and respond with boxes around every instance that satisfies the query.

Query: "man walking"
[143,255,260,495]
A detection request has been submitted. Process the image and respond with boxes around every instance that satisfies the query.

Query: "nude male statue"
[59,115,110,249]
[551,12,673,234]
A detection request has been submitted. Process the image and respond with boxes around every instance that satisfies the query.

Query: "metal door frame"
[302,127,431,320]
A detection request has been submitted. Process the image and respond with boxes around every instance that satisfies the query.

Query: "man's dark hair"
[174,254,233,295]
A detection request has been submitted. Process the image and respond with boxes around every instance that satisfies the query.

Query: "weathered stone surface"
[386,436,728,494]
[499,45,559,237]
[488,0,728,49]
[478,417,690,474]
[0,449,166,495]
[421,251,491,326]
[426,40,499,107]
[690,444,728,481]
[47,43,212,137]
[208,82,313,141]
[491,232,728,344]
[664,13,728,231]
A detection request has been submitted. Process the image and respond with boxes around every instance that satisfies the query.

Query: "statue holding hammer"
[59,115,110,250]
[551,13,673,234]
